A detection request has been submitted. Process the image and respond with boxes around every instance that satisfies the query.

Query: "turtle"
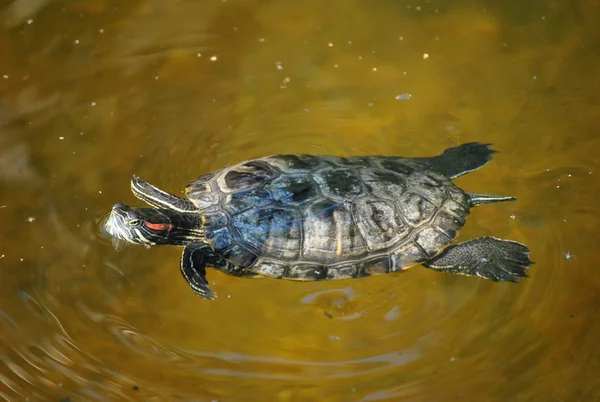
[103,142,532,299]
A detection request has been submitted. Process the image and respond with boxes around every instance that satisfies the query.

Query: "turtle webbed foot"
[418,142,496,179]
[424,236,532,282]
[181,244,218,300]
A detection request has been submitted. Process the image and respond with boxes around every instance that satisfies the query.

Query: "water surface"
[1,0,599,400]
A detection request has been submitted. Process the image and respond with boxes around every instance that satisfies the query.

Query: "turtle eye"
[128,219,142,227]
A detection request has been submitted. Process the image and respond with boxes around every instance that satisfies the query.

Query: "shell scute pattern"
[378,158,419,176]
[186,154,470,279]
[268,174,318,205]
[391,242,428,268]
[312,168,364,201]
[206,227,234,251]
[341,156,374,168]
[352,198,409,252]
[432,210,464,239]
[221,244,257,268]
[405,170,449,205]
[225,189,273,214]
[414,228,452,258]
[233,207,301,260]
[325,264,358,279]
[399,193,438,227]
[301,200,368,261]
[221,160,280,192]
[359,169,406,200]
[202,210,228,227]
[252,259,288,278]
[287,264,329,280]
[185,173,220,210]
[266,154,323,171]
[363,256,393,275]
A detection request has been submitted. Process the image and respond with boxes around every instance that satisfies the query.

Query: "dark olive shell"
[185,154,468,280]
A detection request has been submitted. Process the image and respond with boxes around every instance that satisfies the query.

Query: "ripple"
[300,287,364,320]
[180,349,421,381]
[384,305,399,321]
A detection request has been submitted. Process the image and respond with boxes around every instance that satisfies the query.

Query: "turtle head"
[103,203,180,248]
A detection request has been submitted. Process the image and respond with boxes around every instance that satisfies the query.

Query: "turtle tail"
[467,193,516,207]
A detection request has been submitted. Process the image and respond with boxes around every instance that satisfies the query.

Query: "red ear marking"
[144,222,174,231]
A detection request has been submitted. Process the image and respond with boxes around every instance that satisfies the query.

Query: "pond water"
[1,0,599,400]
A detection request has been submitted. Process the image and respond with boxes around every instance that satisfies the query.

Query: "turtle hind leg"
[416,142,496,179]
[423,237,532,282]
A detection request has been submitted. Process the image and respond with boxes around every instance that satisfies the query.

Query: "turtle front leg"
[423,237,532,282]
[180,243,221,300]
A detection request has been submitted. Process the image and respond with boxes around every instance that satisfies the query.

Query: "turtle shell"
[185,154,469,280]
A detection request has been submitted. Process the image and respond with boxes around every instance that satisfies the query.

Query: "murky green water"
[1,0,599,400]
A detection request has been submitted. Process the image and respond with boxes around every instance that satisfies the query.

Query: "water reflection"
[1,0,599,400]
